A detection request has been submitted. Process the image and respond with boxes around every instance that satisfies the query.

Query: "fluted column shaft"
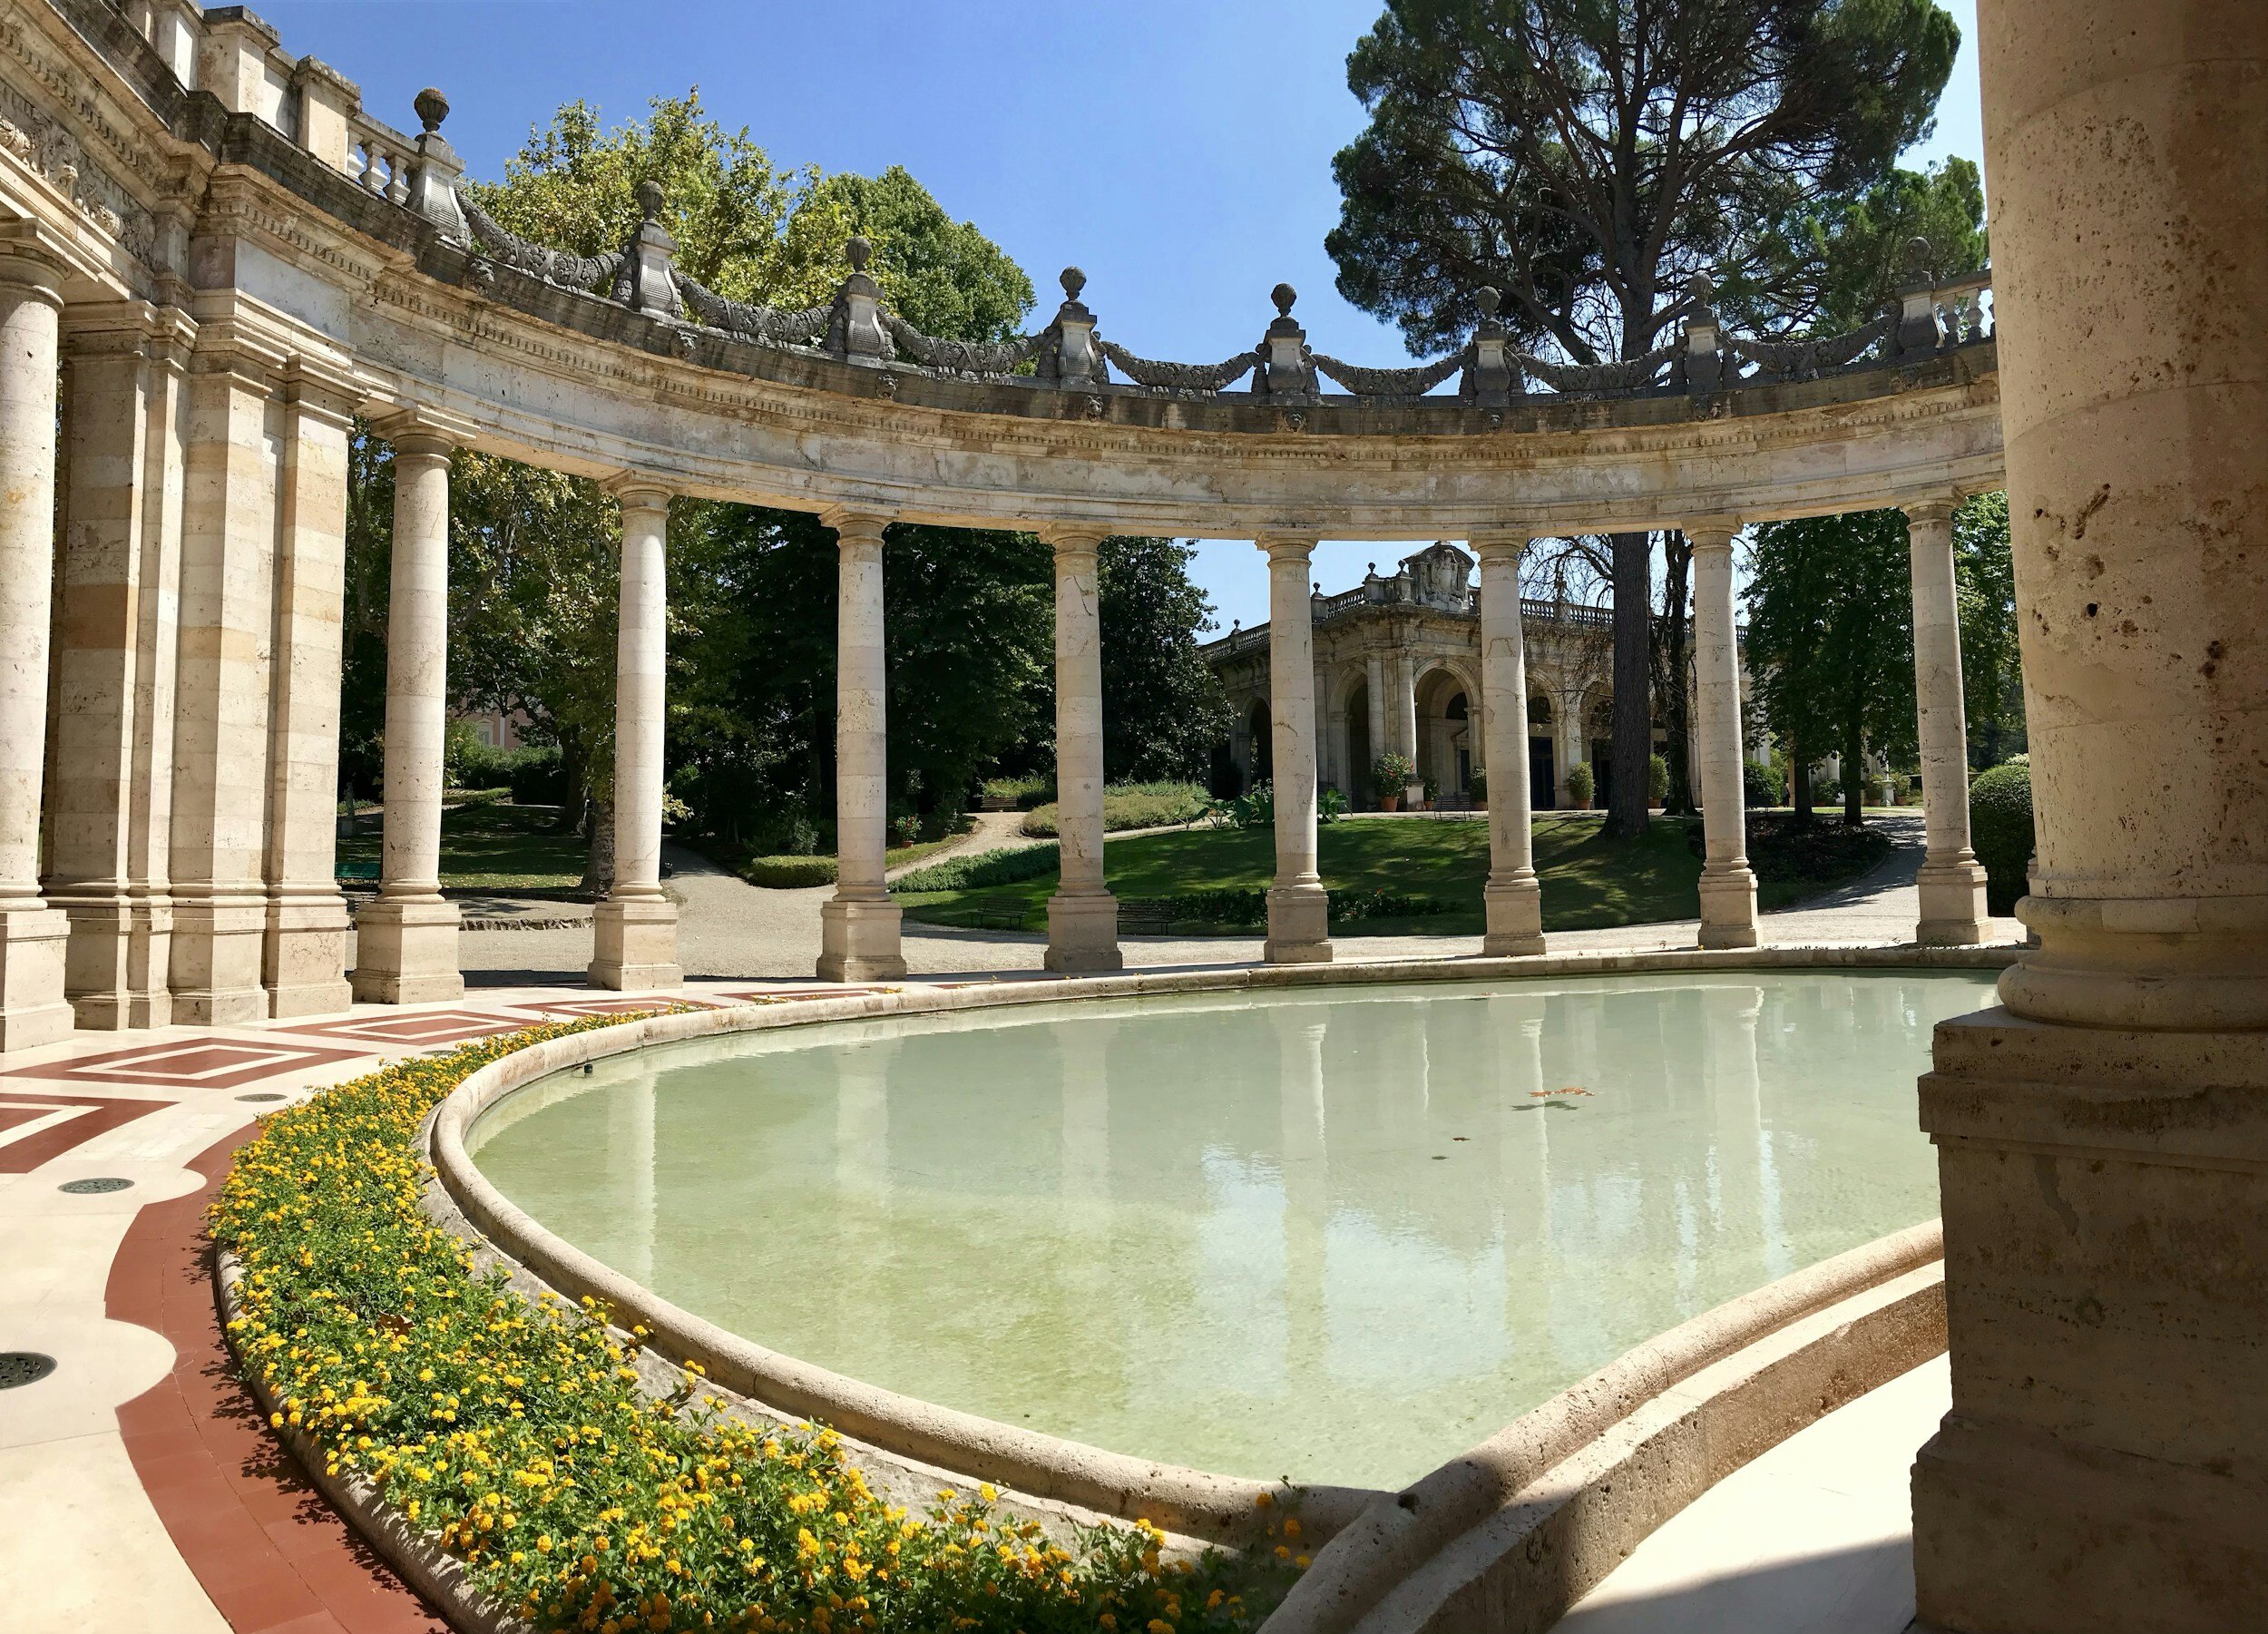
[0,255,72,1050]
[1260,534,1330,963]
[1906,497,1990,944]
[1690,522,1759,948]
[351,426,463,1003]
[1043,525,1119,972]
[591,484,681,990]
[817,510,904,981]
[1477,536,1544,955]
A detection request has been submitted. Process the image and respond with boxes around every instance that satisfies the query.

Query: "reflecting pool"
[469,971,1991,1490]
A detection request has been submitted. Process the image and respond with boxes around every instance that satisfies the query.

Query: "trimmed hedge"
[210,1020,1293,1634]
[1021,783,1209,837]
[742,855,838,889]
[893,844,1060,894]
[1744,760,1780,809]
[1969,759,2035,915]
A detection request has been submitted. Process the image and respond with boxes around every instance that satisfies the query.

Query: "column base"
[1044,891,1122,973]
[1482,876,1546,957]
[122,896,171,1030]
[1916,858,1991,945]
[817,895,905,983]
[590,895,683,991]
[1998,894,2268,1031]
[54,895,136,1031]
[266,893,354,1019]
[0,903,73,1052]
[170,894,273,1024]
[350,897,464,1005]
[1264,884,1333,964]
[1915,1009,2268,1633]
[1697,866,1760,949]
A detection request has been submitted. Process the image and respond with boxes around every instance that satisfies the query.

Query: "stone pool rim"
[429,944,2008,1556]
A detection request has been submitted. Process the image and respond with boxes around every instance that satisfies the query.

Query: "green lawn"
[899,815,1704,935]
[337,801,590,893]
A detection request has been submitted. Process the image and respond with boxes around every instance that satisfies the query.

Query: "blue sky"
[259,0,1983,629]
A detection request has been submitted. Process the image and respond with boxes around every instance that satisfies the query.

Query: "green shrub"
[1566,760,1596,806]
[1969,760,2035,915]
[1372,751,1415,800]
[979,774,1055,809]
[1647,753,1671,802]
[894,844,1061,894]
[742,854,838,888]
[1318,787,1350,824]
[1125,888,1270,925]
[1744,759,1780,809]
[1021,782,1208,837]
[1466,766,1487,800]
[448,739,569,807]
[1331,888,1446,922]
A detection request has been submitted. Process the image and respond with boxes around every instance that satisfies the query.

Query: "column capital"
[1256,532,1319,563]
[1901,494,1960,530]
[373,408,466,464]
[1685,518,1740,553]
[1039,521,1111,554]
[0,248,65,309]
[1471,533,1540,562]
[606,475,674,514]
[819,505,890,546]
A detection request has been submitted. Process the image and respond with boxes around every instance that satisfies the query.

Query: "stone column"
[1905,496,1991,944]
[48,318,157,1028]
[591,484,682,990]
[1688,521,1758,947]
[351,426,463,1004]
[1912,6,2268,1630]
[1394,647,1420,803]
[261,369,356,1017]
[1041,524,1119,973]
[1259,533,1329,963]
[126,322,188,1029]
[1476,535,1543,955]
[817,509,904,982]
[1364,649,1386,802]
[170,347,281,1023]
[0,254,72,1050]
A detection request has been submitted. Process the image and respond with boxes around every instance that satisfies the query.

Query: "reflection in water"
[471,972,1991,1490]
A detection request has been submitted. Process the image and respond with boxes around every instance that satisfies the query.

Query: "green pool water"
[468,970,1992,1491]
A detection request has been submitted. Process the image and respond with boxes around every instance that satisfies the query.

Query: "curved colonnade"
[0,0,2004,1040]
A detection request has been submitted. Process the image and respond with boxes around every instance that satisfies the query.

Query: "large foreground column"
[1905,495,1990,944]
[591,484,681,990]
[0,253,72,1050]
[1476,534,1543,955]
[1913,5,2268,1630]
[1041,524,1119,973]
[1688,521,1758,947]
[1259,533,1329,964]
[351,426,462,1004]
[262,370,356,1017]
[817,509,904,982]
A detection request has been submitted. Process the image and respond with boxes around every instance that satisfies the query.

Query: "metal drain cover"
[236,1091,288,1102]
[0,1353,57,1389]
[58,1177,133,1195]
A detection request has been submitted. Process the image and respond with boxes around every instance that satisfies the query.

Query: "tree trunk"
[1842,710,1865,827]
[557,735,587,833]
[1657,533,1693,815]
[1792,739,1813,827]
[581,794,616,895]
[1607,530,1653,838]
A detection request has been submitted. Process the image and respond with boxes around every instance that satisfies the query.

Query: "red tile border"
[266,1011,531,1047]
[714,986,891,1003]
[108,1124,449,1634]
[507,996,719,1017]
[5,1038,372,1091]
[0,1090,173,1172]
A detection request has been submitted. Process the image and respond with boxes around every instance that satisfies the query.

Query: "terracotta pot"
[1379,793,1401,812]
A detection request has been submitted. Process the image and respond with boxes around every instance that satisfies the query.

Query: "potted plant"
[1647,752,1670,811]
[1566,760,1596,809]
[1371,750,1414,812]
[1468,765,1488,809]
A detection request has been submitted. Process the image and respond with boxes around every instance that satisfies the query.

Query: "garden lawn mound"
[897,816,1706,936]
[1019,782,1210,837]
[337,801,588,894]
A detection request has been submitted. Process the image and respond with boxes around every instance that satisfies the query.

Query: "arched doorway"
[1586,692,1615,808]
[1414,667,1477,799]
[1246,698,1272,788]
[1344,678,1373,809]
[1528,695,1556,809]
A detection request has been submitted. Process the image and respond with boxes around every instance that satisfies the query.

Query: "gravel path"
[455,809,2019,986]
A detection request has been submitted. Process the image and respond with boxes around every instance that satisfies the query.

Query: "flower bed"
[212,1017,1294,1634]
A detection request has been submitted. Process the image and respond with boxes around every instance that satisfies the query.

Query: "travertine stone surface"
[169,350,279,1024]
[262,376,356,1017]
[352,426,463,1004]
[1915,5,2268,1629]
[1905,497,1990,944]
[0,253,71,1050]
[49,321,155,1027]
[125,321,189,1031]
[1689,523,1758,949]
[818,510,904,982]
[1260,534,1330,964]
[1042,525,1120,974]
[1477,535,1543,956]
[591,484,682,991]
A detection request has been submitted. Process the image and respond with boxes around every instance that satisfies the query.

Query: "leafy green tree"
[1328,0,1960,840]
[1744,509,1919,827]
[1098,538,1234,782]
[1729,156,1987,335]
[1953,490,2024,768]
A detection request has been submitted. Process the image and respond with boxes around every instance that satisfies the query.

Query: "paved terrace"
[1,842,2017,1634]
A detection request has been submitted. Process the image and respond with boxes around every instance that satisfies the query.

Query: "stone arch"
[1413,661,1481,797]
